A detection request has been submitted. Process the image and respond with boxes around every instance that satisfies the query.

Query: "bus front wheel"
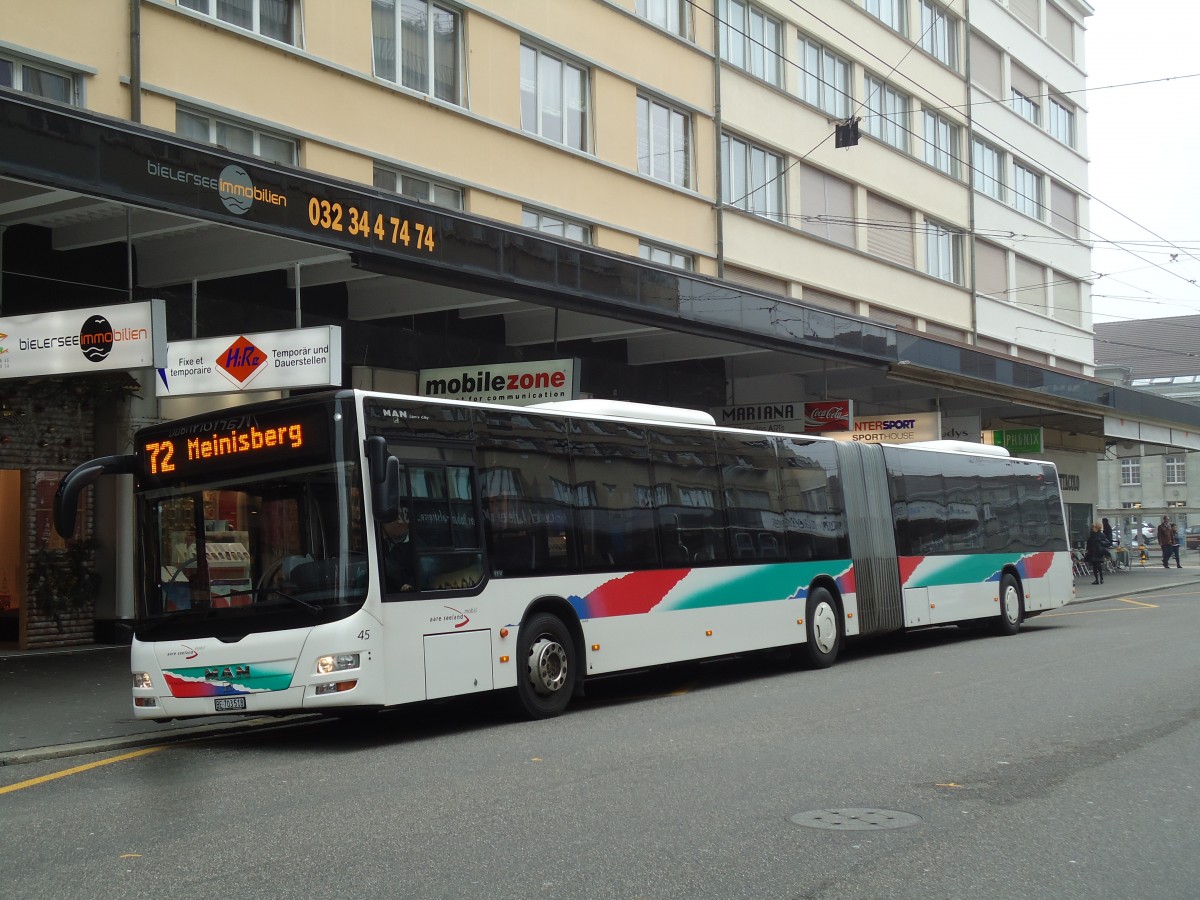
[795,587,841,669]
[995,574,1024,636]
[513,612,576,719]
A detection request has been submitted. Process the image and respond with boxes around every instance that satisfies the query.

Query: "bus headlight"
[132,672,153,689]
[316,653,360,675]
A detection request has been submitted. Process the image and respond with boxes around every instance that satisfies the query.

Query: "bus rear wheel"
[514,612,576,719]
[794,587,841,669]
[995,573,1024,636]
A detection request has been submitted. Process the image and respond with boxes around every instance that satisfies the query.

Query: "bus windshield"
[140,462,368,639]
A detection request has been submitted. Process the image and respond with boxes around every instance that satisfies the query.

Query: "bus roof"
[899,440,1010,456]
[529,399,717,427]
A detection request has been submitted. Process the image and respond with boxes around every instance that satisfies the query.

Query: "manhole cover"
[790,808,923,831]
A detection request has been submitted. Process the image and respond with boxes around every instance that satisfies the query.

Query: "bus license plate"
[214,696,246,712]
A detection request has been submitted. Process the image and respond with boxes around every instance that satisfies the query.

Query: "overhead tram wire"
[681,0,1200,309]
[779,0,1200,278]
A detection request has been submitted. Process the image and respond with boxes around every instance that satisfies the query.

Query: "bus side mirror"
[54,453,138,538]
[365,436,400,522]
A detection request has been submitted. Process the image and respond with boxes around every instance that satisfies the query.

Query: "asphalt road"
[3,586,1199,899]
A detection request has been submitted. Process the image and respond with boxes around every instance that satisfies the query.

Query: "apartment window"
[1049,180,1077,235]
[800,164,856,249]
[972,138,1004,200]
[721,133,785,222]
[1010,88,1039,124]
[0,54,77,104]
[1166,455,1186,485]
[865,0,907,35]
[636,0,691,38]
[922,110,959,177]
[637,96,691,188]
[719,0,783,88]
[523,208,591,244]
[520,45,588,151]
[799,38,851,118]
[1052,272,1080,327]
[371,0,461,103]
[866,193,913,266]
[864,75,909,151]
[925,218,962,284]
[176,108,297,164]
[639,242,693,270]
[1121,458,1141,486]
[178,0,294,43]
[974,240,1008,298]
[919,1,958,68]
[373,166,463,209]
[1012,161,1042,218]
[1049,96,1075,146]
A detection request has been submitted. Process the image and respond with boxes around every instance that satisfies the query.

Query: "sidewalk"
[3,560,1199,766]
[0,644,312,766]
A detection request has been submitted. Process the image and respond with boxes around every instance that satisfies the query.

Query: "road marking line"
[1118,597,1159,608]
[1045,605,1155,617]
[0,746,164,795]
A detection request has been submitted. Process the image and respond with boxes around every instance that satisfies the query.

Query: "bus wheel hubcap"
[1003,587,1020,623]
[812,602,837,654]
[528,638,568,695]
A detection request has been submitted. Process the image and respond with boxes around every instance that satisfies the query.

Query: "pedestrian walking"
[1169,522,1182,568]
[1157,516,1173,569]
[1084,521,1107,585]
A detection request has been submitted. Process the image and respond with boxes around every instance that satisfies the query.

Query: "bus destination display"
[138,407,331,482]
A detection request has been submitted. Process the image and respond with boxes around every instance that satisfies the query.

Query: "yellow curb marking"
[0,746,164,795]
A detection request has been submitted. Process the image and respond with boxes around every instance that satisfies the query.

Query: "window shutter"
[970,35,1003,97]
[1052,272,1080,326]
[1008,0,1039,30]
[724,264,788,297]
[1045,3,1075,58]
[1010,62,1039,101]
[801,287,857,315]
[1014,255,1047,315]
[1050,181,1077,235]
[866,193,914,266]
[974,240,1008,299]
[800,164,855,249]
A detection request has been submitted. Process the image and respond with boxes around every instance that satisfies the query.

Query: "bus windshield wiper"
[262,587,323,614]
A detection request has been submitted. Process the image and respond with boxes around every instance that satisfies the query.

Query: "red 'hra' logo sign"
[803,400,852,433]
[217,336,268,385]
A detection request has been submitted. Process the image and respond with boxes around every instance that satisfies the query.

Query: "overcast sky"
[1086,1,1200,323]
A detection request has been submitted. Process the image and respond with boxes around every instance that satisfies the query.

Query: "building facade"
[1095,315,1200,550]
[0,0,1127,646]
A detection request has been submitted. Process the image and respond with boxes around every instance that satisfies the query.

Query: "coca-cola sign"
[804,400,853,432]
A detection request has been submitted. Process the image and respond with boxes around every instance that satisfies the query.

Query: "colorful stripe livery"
[567,561,854,620]
[565,552,1056,621]
[898,551,1057,589]
[163,663,294,698]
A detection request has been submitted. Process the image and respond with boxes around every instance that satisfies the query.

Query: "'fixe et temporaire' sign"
[156,326,341,397]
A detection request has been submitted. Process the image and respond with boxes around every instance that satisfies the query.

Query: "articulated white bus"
[55,389,1071,720]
